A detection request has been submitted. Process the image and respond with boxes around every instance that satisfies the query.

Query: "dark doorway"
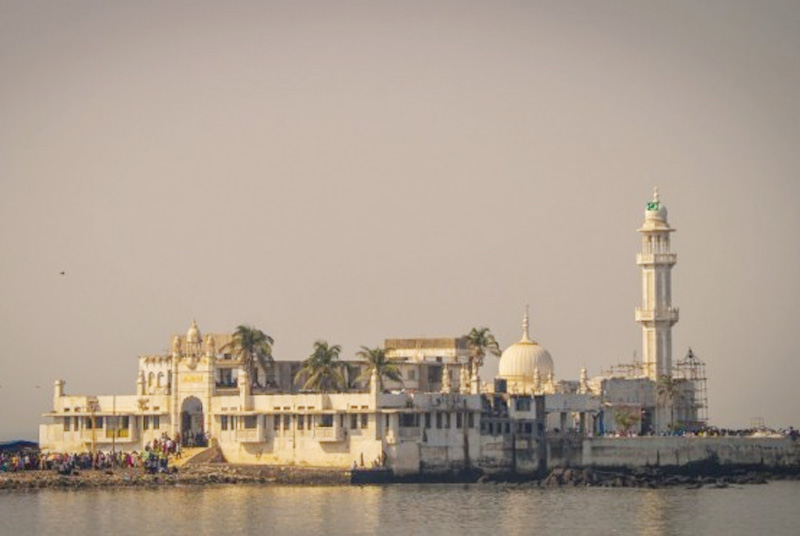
[180,397,206,447]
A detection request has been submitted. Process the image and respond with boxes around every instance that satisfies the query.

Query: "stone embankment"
[532,466,800,488]
[0,464,351,491]
[4,464,800,491]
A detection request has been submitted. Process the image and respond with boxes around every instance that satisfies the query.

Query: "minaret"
[635,187,679,380]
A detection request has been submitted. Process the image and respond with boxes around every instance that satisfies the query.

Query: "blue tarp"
[0,440,38,452]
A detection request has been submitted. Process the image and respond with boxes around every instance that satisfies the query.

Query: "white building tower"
[635,188,679,380]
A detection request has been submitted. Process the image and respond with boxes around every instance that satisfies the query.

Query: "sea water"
[1,481,799,535]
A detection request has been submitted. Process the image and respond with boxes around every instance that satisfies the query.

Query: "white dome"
[498,340,554,379]
[497,309,554,388]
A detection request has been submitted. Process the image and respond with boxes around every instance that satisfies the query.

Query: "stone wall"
[580,436,800,468]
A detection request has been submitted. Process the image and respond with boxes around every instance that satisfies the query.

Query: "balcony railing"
[236,429,264,443]
[635,308,679,323]
[398,427,423,441]
[636,253,677,266]
[313,427,344,442]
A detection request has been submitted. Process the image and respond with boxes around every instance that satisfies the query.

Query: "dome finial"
[521,305,531,342]
[653,186,660,203]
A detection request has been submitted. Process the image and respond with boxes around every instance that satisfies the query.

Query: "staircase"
[171,443,224,468]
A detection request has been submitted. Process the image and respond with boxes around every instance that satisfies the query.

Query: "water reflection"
[2,481,799,536]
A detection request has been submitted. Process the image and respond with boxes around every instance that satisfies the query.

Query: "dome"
[644,186,668,222]
[498,340,554,379]
[497,309,554,391]
[186,319,202,344]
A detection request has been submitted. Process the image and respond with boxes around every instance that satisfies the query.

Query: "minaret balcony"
[636,253,677,266]
[635,307,679,323]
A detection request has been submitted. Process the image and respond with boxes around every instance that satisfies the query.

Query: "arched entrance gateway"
[180,397,206,447]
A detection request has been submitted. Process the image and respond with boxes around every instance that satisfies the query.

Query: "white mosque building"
[39,189,707,470]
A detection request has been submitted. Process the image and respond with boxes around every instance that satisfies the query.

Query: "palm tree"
[656,375,682,431]
[465,327,501,375]
[356,346,403,392]
[221,325,275,390]
[294,340,347,392]
[613,406,640,436]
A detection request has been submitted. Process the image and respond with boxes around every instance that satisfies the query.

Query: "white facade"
[39,189,708,468]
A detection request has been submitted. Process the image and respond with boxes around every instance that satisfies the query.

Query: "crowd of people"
[0,450,39,472]
[0,433,187,475]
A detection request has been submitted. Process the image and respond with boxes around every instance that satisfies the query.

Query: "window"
[468,413,475,429]
[436,413,443,429]
[283,415,291,429]
[456,413,463,429]
[424,413,431,429]
[221,416,229,431]
[428,366,442,386]
[515,397,532,412]
[320,414,334,427]
[218,369,234,388]
[273,416,280,431]
[350,414,358,429]
[360,414,368,428]
[157,372,164,388]
[243,416,258,429]
[445,413,451,429]
[399,414,418,427]
[407,369,416,381]
[63,417,71,431]
[152,416,159,429]
[298,415,305,430]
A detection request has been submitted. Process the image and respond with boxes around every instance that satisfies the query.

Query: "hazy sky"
[2,1,799,440]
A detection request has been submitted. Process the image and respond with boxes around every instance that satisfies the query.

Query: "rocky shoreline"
[0,464,351,491]
[533,466,799,488]
[2,464,799,491]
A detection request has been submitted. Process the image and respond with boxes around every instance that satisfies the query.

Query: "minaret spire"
[521,304,532,342]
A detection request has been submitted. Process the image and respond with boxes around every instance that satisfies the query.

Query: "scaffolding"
[673,347,709,426]
[600,351,646,379]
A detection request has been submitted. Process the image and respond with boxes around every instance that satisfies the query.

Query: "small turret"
[370,368,379,397]
[459,365,470,394]
[186,320,202,356]
[205,334,216,358]
[579,367,589,394]
[441,365,451,394]
[171,335,182,358]
[53,379,64,410]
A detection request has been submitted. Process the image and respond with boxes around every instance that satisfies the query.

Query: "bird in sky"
[59,271,65,275]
